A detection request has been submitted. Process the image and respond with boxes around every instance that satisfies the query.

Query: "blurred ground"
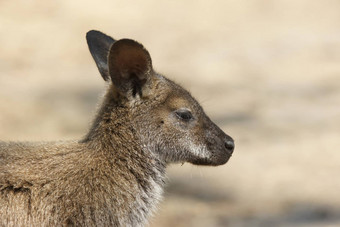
[1,1,340,226]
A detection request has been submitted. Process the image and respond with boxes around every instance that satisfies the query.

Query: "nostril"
[225,140,235,153]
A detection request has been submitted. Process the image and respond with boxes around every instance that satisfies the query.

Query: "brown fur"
[0,30,234,226]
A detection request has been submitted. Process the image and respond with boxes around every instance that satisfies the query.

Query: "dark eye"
[175,109,194,121]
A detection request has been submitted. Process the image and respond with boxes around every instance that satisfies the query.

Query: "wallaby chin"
[190,154,232,166]
[0,30,234,226]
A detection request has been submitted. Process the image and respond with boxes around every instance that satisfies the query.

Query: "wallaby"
[0,30,235,227]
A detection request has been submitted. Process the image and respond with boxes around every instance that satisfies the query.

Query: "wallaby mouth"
[190,152,232,166]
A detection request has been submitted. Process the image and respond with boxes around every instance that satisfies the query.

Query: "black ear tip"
[86,30,116,43]
[87,30,96,34]
[86,30,97,39]
[86,30,98,44]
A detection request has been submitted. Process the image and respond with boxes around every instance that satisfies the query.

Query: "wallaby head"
[86,30,234,166]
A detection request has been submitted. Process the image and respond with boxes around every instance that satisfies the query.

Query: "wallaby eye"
[175,109,194,121]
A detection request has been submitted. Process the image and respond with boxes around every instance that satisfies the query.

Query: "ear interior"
[86,30,115,81]
[108,39,153,97]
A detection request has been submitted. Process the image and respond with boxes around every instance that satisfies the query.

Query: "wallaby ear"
[108,39,153,97]
[86,30,116,81]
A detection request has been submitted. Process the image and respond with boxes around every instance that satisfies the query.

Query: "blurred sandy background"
[1,1,340,226]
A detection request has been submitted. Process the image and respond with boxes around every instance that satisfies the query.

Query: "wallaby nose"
[224,139,235,154]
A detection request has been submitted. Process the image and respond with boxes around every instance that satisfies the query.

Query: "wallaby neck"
[82,87,128,142]
[82,138,166,226]
[79,88,167,225]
